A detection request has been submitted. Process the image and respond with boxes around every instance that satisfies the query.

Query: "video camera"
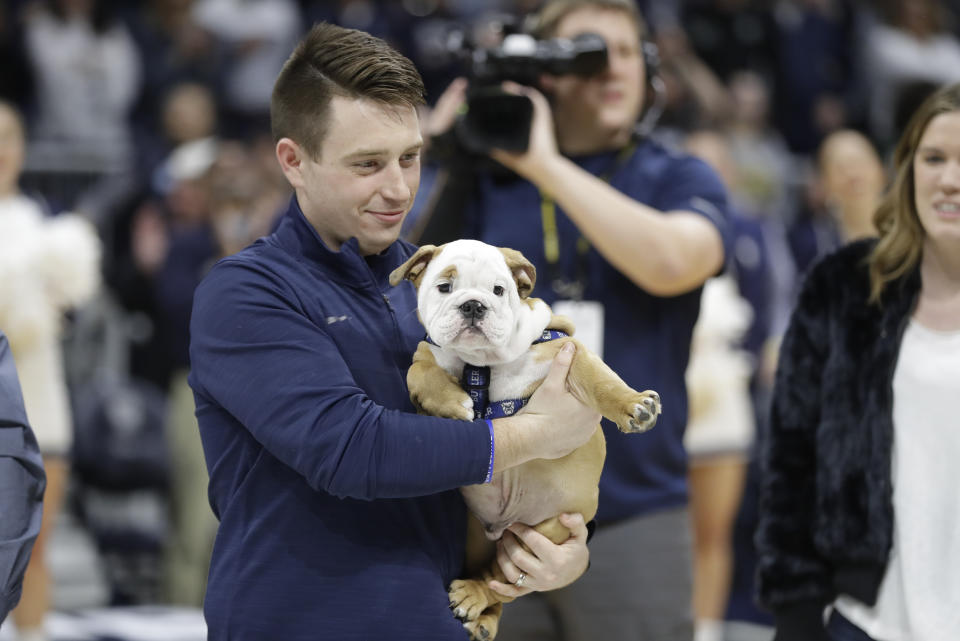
[446,28,608,154]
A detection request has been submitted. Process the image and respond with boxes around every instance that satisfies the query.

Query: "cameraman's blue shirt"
[466,139,731,524]
[189,198,491,640]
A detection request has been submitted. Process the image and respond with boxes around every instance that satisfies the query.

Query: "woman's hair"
[270,22,424,161]
[868,82,960,303]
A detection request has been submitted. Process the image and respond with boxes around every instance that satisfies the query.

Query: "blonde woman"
[758,83,960,640]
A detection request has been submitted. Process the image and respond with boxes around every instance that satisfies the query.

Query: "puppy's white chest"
[488,355,550,401]
[433,347,550,403]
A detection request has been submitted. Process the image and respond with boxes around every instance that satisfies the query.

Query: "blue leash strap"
[425,330,570,420]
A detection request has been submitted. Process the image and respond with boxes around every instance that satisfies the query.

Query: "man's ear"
[499,247,536,299]
[389,244,443,289]
[276,137,307,190]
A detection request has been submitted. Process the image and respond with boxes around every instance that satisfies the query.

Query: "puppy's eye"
[493,285,504,296]
[437,283,451,294]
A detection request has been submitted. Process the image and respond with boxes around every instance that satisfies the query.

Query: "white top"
[0,195,101,453]
[835,320,960,640]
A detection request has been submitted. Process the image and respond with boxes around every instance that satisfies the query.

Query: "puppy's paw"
[449,579,491,624]
[418,391,475,421]
[463,610,501,641]
[620,390,661,433]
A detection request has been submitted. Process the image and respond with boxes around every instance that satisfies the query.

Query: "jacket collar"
[272,195,410,287]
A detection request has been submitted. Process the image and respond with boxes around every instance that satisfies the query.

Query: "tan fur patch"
[438,265,458,282]
[498,247,536,299]
[389,244,446,289]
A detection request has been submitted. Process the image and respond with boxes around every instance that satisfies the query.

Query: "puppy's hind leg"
[449,574,510,641]
[468,602,503,641]
[450,515,576,641]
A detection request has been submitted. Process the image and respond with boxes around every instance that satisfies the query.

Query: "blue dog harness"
[426,329,569,419]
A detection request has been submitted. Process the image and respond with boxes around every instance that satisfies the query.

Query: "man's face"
[546,7,645,151]
[294,95,422,256]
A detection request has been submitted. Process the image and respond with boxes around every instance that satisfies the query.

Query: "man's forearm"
[523,154,724,296]
[490,414,542,474]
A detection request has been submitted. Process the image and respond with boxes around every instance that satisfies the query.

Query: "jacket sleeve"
[188,260,491,501]
[653,155,734,267]
[0,332,46,623]
[755,260,835,640]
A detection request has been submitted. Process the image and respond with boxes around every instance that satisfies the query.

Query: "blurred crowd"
[2,0,960,637]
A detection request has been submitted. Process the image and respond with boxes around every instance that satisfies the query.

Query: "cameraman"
[418,1,731,639]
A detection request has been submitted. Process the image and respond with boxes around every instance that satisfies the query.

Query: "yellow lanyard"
[538,141,637,293]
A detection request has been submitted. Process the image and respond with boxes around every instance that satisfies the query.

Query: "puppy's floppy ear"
[499,247,536,299]
[389,244,442,289]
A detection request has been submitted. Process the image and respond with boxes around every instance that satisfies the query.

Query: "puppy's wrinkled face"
[390,240,536,363]
[418,241,520,354]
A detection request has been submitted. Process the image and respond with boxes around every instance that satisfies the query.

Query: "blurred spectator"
[124,137,285,608]
[128,159,217,389]
[152,83,220,197]
[817,128,884,241]
[126,0,226,179]
[191,0,302,140]
[104,80,220,392]
[206,141,287,258]
[725,70,797,224]
[0,100,101,641]
[124,145,217,609]
[789,128,884,275]
[684,129,771,641]
[22,0,141,173]
[685,128,783,641]
[864,0,960,150]
[683,129,774,367]
[772,0,864,154]
[719,71,798,352]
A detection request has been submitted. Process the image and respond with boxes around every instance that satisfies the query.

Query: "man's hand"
[489,82,561,183]
[488,513,590,597]
[511,341,601,462]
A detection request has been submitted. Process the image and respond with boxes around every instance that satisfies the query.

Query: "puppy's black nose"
[459,300,486,319]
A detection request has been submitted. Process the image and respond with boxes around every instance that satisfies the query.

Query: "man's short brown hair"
[271,22,425,160]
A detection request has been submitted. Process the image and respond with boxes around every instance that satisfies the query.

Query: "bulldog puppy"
[389,239,661,641]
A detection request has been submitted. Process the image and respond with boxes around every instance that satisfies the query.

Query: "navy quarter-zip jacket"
[189,197,489,640]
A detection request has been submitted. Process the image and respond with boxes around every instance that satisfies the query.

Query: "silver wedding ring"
[514,572,526,588]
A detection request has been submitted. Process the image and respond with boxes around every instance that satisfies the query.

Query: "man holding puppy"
[188,22,599,641]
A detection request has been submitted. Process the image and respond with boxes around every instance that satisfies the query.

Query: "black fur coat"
[755,239,921,640]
